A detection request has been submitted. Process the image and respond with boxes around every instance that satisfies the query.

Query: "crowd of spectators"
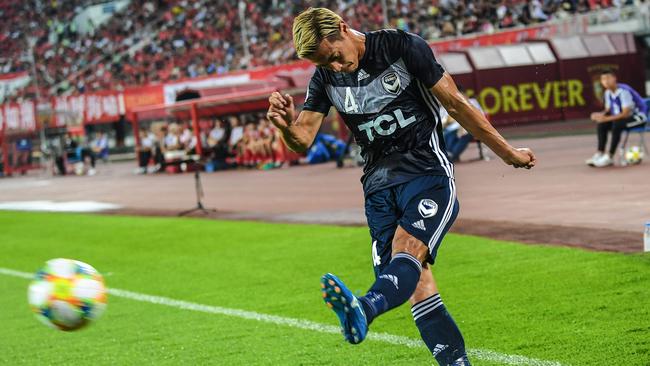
[2,0,630,102]
[1,0,173,99]
[136,113,293,173]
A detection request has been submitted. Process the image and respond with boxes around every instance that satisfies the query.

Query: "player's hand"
[504,148,536,169]
[590,112,606,123]
[267,92,296,130]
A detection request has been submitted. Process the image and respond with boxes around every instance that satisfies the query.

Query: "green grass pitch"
[0,211,648,365]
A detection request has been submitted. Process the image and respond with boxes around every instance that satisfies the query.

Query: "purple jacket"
[617,83,648,115]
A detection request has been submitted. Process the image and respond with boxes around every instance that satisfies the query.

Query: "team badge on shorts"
[381,72,400,94]
[418,199,438,218]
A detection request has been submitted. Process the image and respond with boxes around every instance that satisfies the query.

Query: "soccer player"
[587,70,648,167]
[266,8,536,365]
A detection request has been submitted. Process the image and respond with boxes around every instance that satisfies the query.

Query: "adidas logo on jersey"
[432,344,449,357]
[379,274,399,289]
[357,69,370,81]
[412,220,426,231]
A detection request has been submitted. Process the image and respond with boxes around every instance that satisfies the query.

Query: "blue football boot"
[321,273,368,344]
[450,355,472,366]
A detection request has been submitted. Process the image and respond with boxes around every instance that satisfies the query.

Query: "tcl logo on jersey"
[357,109,416,142]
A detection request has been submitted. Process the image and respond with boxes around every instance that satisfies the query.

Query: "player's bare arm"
[432,72,536,169]
[593,106,632,123]
[266,92,325,153]
[590,106,610,121]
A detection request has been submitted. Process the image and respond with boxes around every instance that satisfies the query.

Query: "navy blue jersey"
[302,29,453,196]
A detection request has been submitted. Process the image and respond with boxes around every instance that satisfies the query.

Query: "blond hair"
[292,7,343,59]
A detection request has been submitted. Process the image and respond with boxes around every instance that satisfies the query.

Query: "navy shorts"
[365,175,459,277]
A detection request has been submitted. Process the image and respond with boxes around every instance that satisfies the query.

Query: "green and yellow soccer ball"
[625,146,644,165]
[28,259,107,331]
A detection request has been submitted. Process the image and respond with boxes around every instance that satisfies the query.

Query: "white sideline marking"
[0,200,122,213]
[0,267,565,366]
[0,179,51,190]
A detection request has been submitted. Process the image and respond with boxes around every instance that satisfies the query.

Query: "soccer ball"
[28,258,107,331]
[625,146,644,165]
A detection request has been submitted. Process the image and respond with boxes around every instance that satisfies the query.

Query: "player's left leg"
[395,174,469,365]
[410,266,470,366]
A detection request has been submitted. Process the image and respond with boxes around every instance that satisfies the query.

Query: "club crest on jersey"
[381,72,400,94]
[418,199,438,218]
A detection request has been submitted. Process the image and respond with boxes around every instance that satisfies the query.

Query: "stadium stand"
[1,0,625,101]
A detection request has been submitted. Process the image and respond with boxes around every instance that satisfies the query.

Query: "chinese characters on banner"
[52,92,123,127]
[0,101,36,132]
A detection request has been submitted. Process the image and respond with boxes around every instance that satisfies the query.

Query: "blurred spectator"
[180,124,198,154]
[136,128,155,173]
[152,125,167,171]
[14,138,33,168]
[228,116,244,165]
[441,88,486,162]
[587,70,648,167]
[207,119,228,148]
[91,132,109,161]
[207,119,230,170]
[303,133,347,164]
[164,123,183,151]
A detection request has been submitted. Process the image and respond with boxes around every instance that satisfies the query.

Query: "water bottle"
[645,222,650,252]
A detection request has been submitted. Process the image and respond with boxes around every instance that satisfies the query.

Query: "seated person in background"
[319,133,347,161]
[153,126,168,172]
[269,123,287,168]
[207,119,231,169]
[207,120,227,148]
[239,122,254,167]
[164,123,183,151]
[64,133,79,162]
[15,138,32,169]
[302,133,347,165]
[64,134,96,176]
[79,137,97,176]
[588,70,648,167]
[258,118,276,169]
[241,121,264,168]
[91,132,109,161]
[228,116,245,164]
[180,125,197,155]
[136,128,154,173]
[442,88,485,162]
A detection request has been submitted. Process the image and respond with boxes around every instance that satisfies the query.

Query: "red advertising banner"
[123,84,165,112]
[52,92,123,126]
[84,92,121,124]
[0,101,36,132]
[460,59,643,125]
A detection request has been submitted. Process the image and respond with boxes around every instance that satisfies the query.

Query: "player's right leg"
[320,225,425,345]
[321,225,428,345]
[321,187,407,345]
